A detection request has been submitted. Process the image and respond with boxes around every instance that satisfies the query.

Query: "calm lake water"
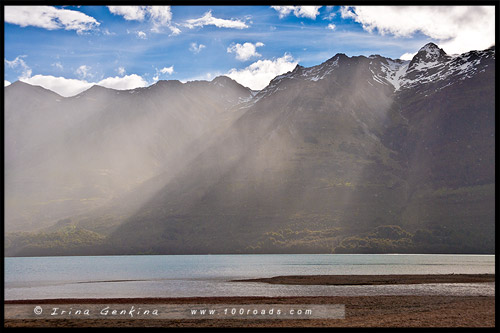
[4,254,495,300]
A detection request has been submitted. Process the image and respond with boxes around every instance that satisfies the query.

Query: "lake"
[4,254,495,300]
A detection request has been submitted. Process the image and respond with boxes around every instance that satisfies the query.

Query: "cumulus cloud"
[6,54,148,97]
[136,31,147,39]
[160,66,174,75]
[189,42,206,54]
[271,6,322,19]
[21,75,93,97]
[108,6,177,34]
[147,6,173,32]
[400,52,416,61]
[5,6,100,33]
[108,6,147,21]
[326,23,336,30]
[97,74,148,90]
[5,80,11,87]
[226,53,298,90]
[5,56,32,79]
[20,74,149,97]
[340,6,495,55]
[153,66,174,81]
[227,42,264,61]
[185,11,249,29]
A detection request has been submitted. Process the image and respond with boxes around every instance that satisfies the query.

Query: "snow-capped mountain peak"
[408,43,448,70]
[419,42,446,58]
[244,44,494,107]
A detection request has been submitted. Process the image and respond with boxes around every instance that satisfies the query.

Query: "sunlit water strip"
[5,254,495,300]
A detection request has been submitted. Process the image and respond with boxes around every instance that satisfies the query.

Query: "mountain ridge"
[6,42,494,98]
[4,44,495,256]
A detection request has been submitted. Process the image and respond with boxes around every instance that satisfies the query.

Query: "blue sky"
[4,5,495,96]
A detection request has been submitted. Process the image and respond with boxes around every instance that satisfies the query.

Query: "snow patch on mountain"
[243,44,494,106]
[380,59,409,90]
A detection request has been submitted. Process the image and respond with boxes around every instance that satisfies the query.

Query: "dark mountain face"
[100,44,494,255]
[4,44,495,256]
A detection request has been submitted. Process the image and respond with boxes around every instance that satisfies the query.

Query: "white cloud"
[169,25,181,36]
[97,74,148,90]
[227,42,264,61]
[323,12,336,21]
[185,11,249,29]
[148,6,173,32]
[75,65,91,79]
[272,6,293,18]
[5,56,32,79]
[7,54,147,97]
[226,53,298,90]
[5,6,99,33]
[153,66,174,82]
[400,52,416,61]
[21,75,93,97]
[327,23,336,30]
[271,6,322,19]
[20,74,149,97]
[117,67,126,76]
[108,6,176,34]
[340,6,495,55]
[189,42,206,54]
[5,80,11,87]
[136,31,147,39]
[108,6,147,21]
[160,66,174,75]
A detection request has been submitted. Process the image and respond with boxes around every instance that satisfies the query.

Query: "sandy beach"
[4,274,495,327]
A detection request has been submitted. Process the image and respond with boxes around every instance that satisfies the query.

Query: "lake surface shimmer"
[4,254,495,300]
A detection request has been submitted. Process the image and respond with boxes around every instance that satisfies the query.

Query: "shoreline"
[4,295,495,327]
[232,273,495,285]
[5,274,495,327]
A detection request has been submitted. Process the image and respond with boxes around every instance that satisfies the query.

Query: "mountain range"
[5,43,495,256]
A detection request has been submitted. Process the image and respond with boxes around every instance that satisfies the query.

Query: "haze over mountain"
[5,76,252,232]
[5,43,495,256]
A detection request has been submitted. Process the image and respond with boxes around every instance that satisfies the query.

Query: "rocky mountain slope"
[5,76,252,233]
[5,43,495,256]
